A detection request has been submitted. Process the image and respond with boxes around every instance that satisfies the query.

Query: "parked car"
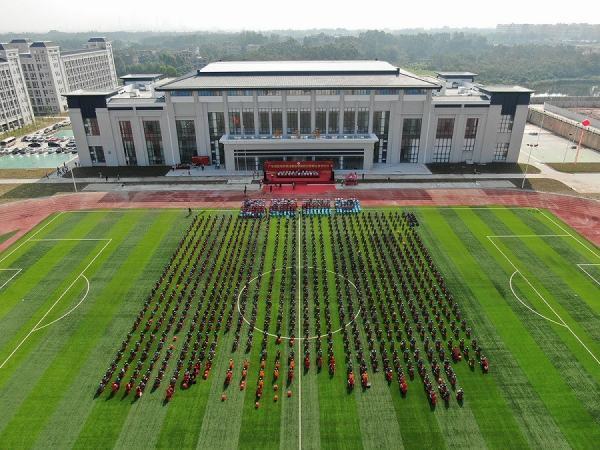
[28,142,42,148]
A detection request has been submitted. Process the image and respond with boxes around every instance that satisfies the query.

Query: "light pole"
[521,143,537,189]
[563,132,575,163]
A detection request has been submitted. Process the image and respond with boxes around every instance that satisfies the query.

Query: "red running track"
[0,188,598,254]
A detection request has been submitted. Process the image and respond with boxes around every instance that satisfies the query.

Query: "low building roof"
[436,71,478,78]
[63,88,122,97]
[120,73,163,80]
[478,85,534,93]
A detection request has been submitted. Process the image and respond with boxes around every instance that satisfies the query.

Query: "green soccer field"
[0,207,598,449]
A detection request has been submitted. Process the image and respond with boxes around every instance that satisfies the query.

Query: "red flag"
[582,119,591,127]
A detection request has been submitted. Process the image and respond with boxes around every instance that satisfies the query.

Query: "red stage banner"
[264,160,334,184]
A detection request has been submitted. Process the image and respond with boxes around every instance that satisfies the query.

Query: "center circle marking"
[236,266,361,340]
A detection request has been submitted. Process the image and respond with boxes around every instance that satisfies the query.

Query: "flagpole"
[574,119,590,163]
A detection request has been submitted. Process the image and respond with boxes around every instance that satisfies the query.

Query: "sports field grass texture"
[0,207,598,449]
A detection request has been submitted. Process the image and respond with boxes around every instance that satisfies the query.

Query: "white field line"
[0,212,64,265]
[0,269,22,292]
[577,264,600,287]
[235,267,360,340]
[297,217,302,450]
[509,272,566,327]
[34,275,90,331]
[487,234,600,367]
[537,208,600,260]
[0,238,111,369]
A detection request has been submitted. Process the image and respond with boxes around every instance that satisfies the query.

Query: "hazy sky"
[1,0,598,32]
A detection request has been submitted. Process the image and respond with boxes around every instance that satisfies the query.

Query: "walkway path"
[0,188,597,256]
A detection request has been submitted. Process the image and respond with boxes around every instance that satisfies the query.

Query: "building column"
[164,101,180,165]
[224,143,235,172]
[419,92,434,164]
[363,144,374,170]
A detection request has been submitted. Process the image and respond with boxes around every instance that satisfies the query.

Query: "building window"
[433,118,454,163]
[171,90,192,97]
[374,89,399,95]
[271,109,282,135]
[198,90,222,96]
[373,111,390,163]
[208,112,225,166]
[176,120,196,164]
[83,117,99,136]
[405,89,426,95]
[328,109,339,134]
[357,108,369,134]
[143,120,165,165]
[242,109,255,135]
[401,118,421,163]
[300,108,311,134]
[227,90,253,96]
[343,89,370,95]
[89,146,105,164]
[498,114,514,133]
[463,118,479,152]
[256,90,281,96]
[119,121,137,165]
[315,89,340,95]
[315,108,326,134]
[287,109,298,135]
[287,89,310,96]
[343,108,355,134]
[258,109,270,135]
[494,143,509,161]
[228,110,241,135]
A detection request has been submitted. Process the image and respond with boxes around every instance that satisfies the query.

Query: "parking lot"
[0,120,79,168]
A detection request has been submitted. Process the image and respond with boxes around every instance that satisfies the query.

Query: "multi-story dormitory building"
[65,61,532,170]
[0,44,34,133]
[0,37,118,117]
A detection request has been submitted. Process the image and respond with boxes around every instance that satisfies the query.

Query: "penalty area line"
[0,238,111,369]
[577,264,600,287]
[487,234,600,368]
[0,268,22,292]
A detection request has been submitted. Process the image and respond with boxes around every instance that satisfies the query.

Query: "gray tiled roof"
[158,73,439,91]
[200,60,398,74]
[30,41,57,48]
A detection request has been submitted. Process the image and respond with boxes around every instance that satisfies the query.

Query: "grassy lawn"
[508,177,580,194]
[0,183,87,201]
[68,166,171,179]
[0,117,65,142]
[427,162,540,175]
[547,163,600,173]
[0,169,53,180]
[0,207,598,449]
[0,230,17,245]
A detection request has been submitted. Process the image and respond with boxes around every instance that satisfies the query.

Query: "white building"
[66,60,532,170]
[7,37,118,116]
[0,43,34,132]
